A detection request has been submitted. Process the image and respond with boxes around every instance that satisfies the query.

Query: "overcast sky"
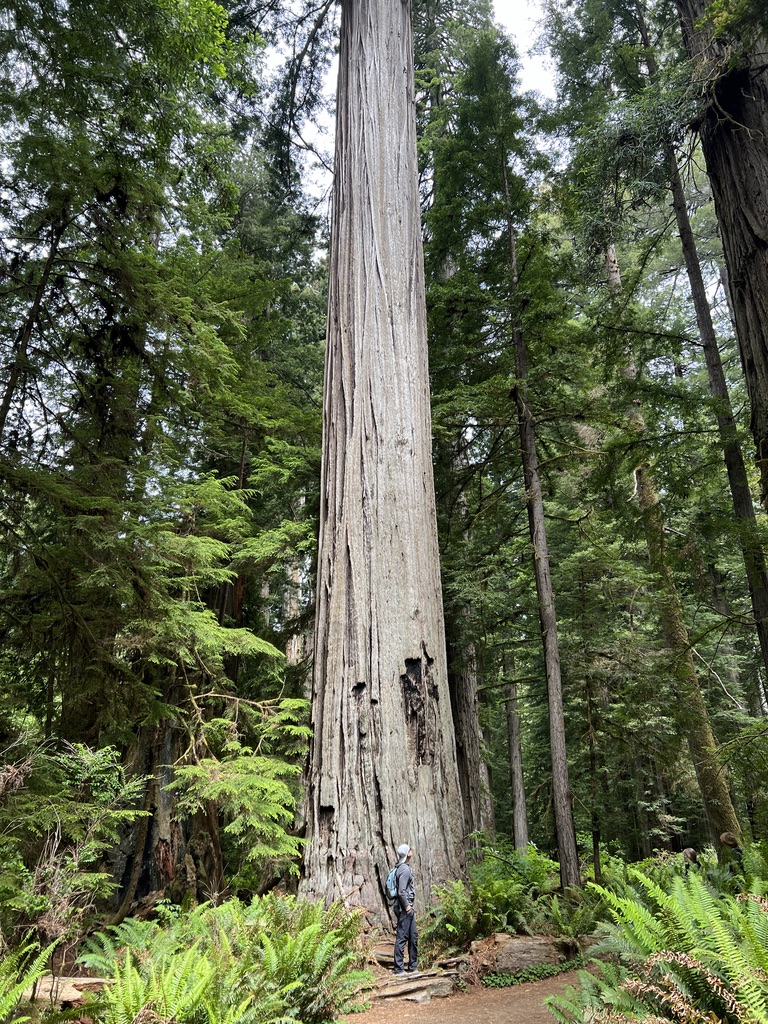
[493,0,555,97]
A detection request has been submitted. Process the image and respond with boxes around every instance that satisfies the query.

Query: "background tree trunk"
[504,655,530,850]
[634,6,768,678]
[302,0,466,928]
[506,187,580,889]
[635,463,742,853]
[447,632,494,839]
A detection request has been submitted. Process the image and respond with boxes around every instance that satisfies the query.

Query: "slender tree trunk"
[585,674,602,882]
[635,464,742,853]
[0,224,64,438]
[667,155,768,677]
[633,756,653,859]
[673,0,768,508]
[506,177,580,888]
[447,632,494,839]
[515,386,580,888]
[302,0,465,927]
[504,655,530,850]
[604,198,742,855]
[604,244,622,291]
[444,467,494,840]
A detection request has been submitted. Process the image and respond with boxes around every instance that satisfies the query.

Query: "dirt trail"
[342,970,579,1024]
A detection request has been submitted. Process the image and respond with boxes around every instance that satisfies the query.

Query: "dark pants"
[394,907,418,971]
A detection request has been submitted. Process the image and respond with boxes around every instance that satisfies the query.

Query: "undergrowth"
[546,870,768,1023]
[78,893,374,1024]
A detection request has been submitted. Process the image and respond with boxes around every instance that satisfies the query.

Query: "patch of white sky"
[493,0,555,99]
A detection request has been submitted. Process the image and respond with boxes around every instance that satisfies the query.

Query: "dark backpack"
[385,864,401,902]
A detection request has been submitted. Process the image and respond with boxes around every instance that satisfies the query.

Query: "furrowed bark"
[302,0,465,927]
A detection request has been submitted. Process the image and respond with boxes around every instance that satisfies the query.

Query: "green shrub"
[0,742,146,948]
[474,878,529,934]
[418,880,481,960]
[421,842,599,959]
[469,837,561,895]
[81,893,373,1024]
[547,870,768,1023]
[529,888,605,939]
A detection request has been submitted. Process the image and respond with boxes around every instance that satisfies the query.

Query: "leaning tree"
[301,0,466,925]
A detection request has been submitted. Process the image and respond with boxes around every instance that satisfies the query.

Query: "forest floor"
[341,969,580,1024]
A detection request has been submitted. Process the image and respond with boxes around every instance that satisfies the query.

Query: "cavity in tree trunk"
[302,0,466,927]
[674,0,768,508]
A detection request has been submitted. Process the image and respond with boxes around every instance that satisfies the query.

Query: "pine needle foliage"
[547,870,768,1023]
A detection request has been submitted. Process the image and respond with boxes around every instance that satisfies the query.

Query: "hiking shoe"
[393,969,406,976]
[407,967,420,974]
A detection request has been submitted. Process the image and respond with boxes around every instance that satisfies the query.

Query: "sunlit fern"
[100,943,214,1024]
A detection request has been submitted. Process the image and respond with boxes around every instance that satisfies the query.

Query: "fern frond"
[590,881,667,954]
[0,941,56,1024]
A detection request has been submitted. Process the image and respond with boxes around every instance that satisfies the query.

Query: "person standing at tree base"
[393,844,418,975]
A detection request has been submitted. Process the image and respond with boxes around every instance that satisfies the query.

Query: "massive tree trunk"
[302,0,466,927]
[673,0,768,507]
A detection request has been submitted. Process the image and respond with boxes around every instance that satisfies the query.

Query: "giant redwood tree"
[301,0,466,924]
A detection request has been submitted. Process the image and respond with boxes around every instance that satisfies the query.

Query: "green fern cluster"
[80,893,373,1024]
[417,880,482,960]
[0,941,56,1023]
[530,889,605,939]
[546,870,768,1023]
